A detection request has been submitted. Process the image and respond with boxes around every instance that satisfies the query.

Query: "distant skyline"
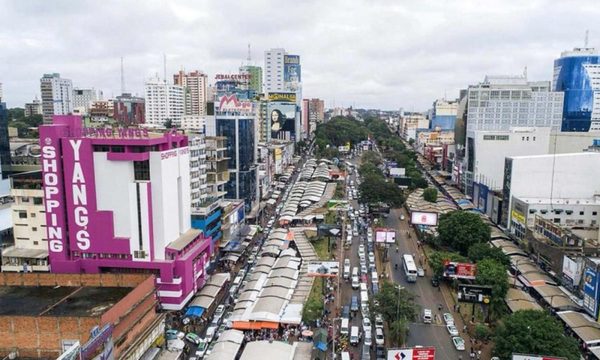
[1,0,599,110]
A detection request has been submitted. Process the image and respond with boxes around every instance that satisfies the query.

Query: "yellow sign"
[511,209,526,225]
[268,92,297,102]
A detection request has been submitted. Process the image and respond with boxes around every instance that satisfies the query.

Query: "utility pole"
[120,56,125,94]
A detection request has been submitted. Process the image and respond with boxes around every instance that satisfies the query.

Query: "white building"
[502,152,600,232]
[466,75,563,132]
[40,73,73,123]
[400,113,429,141]
[174,70,208,116]
[189,133,209,208]
[144,77,185,127]
[181,115,212,132]
[264,48,286,92]
[72,88,98,115]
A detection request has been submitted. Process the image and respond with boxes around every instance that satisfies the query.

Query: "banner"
[307,261,339,277]
[583,267,599,317]
[410,211,438,226]
[268,92,297,102]
[284,55,301,83]
[443,261,477,280]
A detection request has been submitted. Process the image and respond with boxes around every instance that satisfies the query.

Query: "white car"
[368,252,375,264]
[452,336,465,351]
[446,324,459,336]
[375,328,385,345]
[352,275,360,289]
[360,264,368,275]
[364,331,372,347]
[362,317,372,334]
[443,313,455,326]
[212,305,226,324]
[205,325,218,342]
[417,267,425,277]
[358,244,365,255]
[375,314,384,329]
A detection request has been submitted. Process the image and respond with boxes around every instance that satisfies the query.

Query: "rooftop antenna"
[585,29,590,47]
[120,57,125,94]
[247,43,252,64]
[523,66,528,79]
[163,53,167,83]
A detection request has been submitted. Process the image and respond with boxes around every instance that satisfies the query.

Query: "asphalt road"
[384,208,463,359]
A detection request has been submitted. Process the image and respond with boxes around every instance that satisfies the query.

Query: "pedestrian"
[463,324,467,333]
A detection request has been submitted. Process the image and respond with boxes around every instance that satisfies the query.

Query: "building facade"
[39,115,212,310]
[0,99,11,196]
[72,88,98,115]
[40,73,73,123]
[553,47,600,132]
[114,93,145,125]
[24,98,42,117]
[430,98,458,130]
[240,65,263,94]
[144,78,185,127]
[174,70,208,116]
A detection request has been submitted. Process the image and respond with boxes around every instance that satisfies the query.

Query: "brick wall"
[0,273,149,287]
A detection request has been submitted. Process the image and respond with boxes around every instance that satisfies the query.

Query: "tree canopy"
[437,211,491,255]
[423,187,438,203]
[493,310,580,360]
[372,281,418,323]
[468,243,510,266]
[359,174,405,207]
[475,259,509,320]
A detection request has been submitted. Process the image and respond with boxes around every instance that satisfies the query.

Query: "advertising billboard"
[268,103,297,141]
[458,284,492,304]
[562,256,583,291]
[410,211,438,226]
[388,347,435,360]
[443,261,477,280]
[268,92,297,102]
[307,261,339,277]
[583,266,599,317]
[217,94,253,113]
[389,167,406,177]
[317,224,342,237]
[284,55,301,83]
[375,228,396,243]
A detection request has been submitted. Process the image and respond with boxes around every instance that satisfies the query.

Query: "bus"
[402,254,418,282]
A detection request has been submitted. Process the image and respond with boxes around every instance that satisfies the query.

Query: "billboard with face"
[284,55,301,83]
[268,103,297,141]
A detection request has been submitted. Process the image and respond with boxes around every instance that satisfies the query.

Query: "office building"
[24,97,42,117]
[181,115,213,132]
[72,88,98,115]
[302,98,324,137]
[89,99,114,122]
[553,47,600,132]
[430,99,458,130]
[39,115,212,310]
[264,49,301,93]
[40,73,73,123]
[174,70,208,116]
[114,93,145,125]
[400,113,429,141]
[240,65,263,94]
[2,171,49,272]
[144,77,185,127]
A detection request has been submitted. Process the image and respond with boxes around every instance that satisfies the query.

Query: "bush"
[474,323,491,341]
[423,187,438,202]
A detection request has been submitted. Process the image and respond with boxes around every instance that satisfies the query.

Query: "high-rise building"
[114,93,145,125]
[304,98,325,137]
[40,73,73,123]
[239,65,263,94]
[174,70,208,116]
[39,115,212,310]
[430,99,458,130]
[264,48,286,92]
[24,97,42,117]
[72,88,98,115]
[144,77,185,127]
[553,47,600,132]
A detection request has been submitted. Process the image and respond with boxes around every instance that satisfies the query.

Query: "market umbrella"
[313,328,328,352]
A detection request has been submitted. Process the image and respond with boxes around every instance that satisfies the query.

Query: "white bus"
[402,254,418,282]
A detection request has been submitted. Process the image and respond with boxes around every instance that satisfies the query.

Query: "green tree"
[493,310,580,360]
[437,211,491,255]
[372,281,418,327]
[468,243,510,266]
[429,251,468,277]
[423,187,438,202]
[359,174,405,207]
[389,318,410,347]
[359,163,383,178]
[361,150,382,166]
[476,259,509,320]
[164,119,173,129]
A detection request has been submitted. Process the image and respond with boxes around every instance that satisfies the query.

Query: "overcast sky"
[1,0,599,110]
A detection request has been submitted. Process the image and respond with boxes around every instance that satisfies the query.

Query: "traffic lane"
[408,323,462,360]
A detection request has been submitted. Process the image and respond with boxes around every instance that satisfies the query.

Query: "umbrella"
[301,330,313,337]
[313,328,328,352]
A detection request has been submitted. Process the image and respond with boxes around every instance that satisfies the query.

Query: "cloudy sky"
[1,0,599,110]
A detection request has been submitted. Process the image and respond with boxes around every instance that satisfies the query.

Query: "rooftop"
[0,285,131,317]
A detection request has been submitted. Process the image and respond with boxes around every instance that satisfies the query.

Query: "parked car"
[375,314,384,329]
[417,267,425,277]
[213,305,226,323]
[452,336,465,351]
[446,324,459,336]
[166,329,185,340]
[375,345,386,360]
[342,305,350,319]
[362,317,372,334]
[443,313,455,326]
[205,325,218,342]
[375,328,385,345]
[195,338,209,357]
[364,330,373,347]
[185,332,202,345]
[351,296,359,312]
[431,276,440,287]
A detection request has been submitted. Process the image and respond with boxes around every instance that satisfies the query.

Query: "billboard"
[375,228,396,243]
[458,284,492,304]
[387,347,435,360]
[562,256,583,291]
[583,267,599,317]
[443,261,477,280]
[389,167,406,177]
[512,355,566,360]
[410,211,438,226]
[268,103,297,141]
[317,224,342,237]
[268,92,297,102]
[217,94,253,113]
[284,55,301,83]
[307,261,339,277]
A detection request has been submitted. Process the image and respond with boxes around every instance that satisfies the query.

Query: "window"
[33,241,39,246]
[93,145,110,152]
[553,218,560,223]
[134,160,150,181]
[111,146,125,153]
[30,213,36,218]
[32,227,37,231]
[18,211,27,219]
[33,198,43,205]
[594,211,598,216]
[580,211,585,215]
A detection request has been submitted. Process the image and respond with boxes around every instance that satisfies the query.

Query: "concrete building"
[40,73,73,123]
[2,171,48,272]
[89,99,114,122]
[39,115,212,310]
[502,152,600,232]
[240,65,263,94]
[174,70,208,116]
[430,98,458,130]
[181,115,213,132]
[264,48,286,92]
[114,93,145,125]
[72,88,98,115]
[189,133,209,208]
[553,47,600,132]
[24,97,42,117]
[400,113,429,141]
[0,273,164,360]
[415,129,455,153]
[144,77,185,127]
[302,98,324,137]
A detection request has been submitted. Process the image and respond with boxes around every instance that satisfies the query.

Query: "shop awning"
[184,306,205,318]
[232,321,279,330]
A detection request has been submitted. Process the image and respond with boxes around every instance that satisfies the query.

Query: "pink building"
[40,115,212,310]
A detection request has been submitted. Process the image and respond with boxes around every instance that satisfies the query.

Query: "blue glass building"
[553,48,600,132]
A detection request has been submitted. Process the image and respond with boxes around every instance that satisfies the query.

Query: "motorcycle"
[394,264,398,270]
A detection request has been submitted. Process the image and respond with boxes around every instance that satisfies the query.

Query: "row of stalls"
[279,181,328,225]
[184,273,231,322]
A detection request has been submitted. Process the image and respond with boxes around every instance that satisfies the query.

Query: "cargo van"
[341,352,351,360]
[343,259,351,280]
[352,267,359,277]
[350,326,360,345]
[360,283,368,292]
[423,308,432,324]
[361,290,369,304]
[352,275,360,289]
[340,318,349,335]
